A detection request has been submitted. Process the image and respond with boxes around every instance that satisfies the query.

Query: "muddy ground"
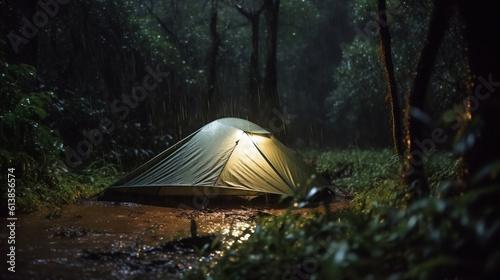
[1,200,348,280]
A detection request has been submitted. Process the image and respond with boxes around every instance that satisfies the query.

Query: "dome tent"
[104,118,328,203]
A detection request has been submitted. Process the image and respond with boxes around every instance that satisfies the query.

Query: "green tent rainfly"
[105,118,328,200]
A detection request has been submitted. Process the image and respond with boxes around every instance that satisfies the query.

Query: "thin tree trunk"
[231,0,265,123]
[263,0,281,128]
[457,0,500,190]
[405,0,451,200]
[377,0,403,160]
[249,17,261,123]
[148,7,182,48]
[205,0,220,121]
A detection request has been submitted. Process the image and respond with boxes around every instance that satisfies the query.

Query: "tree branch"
[231,0,265,20]
[146,6,183,47]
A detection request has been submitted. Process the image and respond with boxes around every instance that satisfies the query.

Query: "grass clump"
[313,149,458,212]
[315,148,398,191]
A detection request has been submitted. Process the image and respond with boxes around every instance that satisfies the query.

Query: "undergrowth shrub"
[0,40,119,213]
[315,149,398,191]
[184,150,497,280]
[185,180,500,280]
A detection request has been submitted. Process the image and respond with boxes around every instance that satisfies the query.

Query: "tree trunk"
[404,0,451,200]
[205,0,220,121]
[263,0,282,130]
[457,0,500,190]
[249,16,261,123]
[231,1,265,124]
[377,0,403,160]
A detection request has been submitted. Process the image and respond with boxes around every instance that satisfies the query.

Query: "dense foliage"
[1,0,356,172]
[0,40,118,213]
[327,0,466,147]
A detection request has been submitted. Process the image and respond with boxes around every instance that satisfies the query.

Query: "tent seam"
[213,130,245,187]
[246,133,296,194]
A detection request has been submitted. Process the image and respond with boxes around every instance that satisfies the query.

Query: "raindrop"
[407,216,417,229]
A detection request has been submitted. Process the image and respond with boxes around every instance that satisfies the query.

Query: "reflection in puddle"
[222,221,255,248]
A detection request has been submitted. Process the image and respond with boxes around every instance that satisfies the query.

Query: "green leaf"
[32,106,47,119]
[0,149,11,162]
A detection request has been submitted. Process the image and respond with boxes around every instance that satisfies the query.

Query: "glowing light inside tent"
[249,133,266,144]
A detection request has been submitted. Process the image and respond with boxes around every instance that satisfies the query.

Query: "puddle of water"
[1,200,348,279]
[1,201,254,279]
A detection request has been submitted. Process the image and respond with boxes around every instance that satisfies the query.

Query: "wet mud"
[1,200,348,279]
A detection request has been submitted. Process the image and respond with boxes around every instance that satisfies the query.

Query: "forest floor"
[1,199,349,280]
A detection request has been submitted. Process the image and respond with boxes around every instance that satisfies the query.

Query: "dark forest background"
[1,0,465,173]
